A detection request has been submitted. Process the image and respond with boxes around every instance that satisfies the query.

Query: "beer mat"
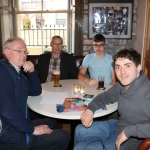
[83,94,94,99]
[53,84,62,87]
[56,104,64,113]
[97,87,106,90]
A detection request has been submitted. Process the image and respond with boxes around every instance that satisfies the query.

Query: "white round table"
[27,79,118,120]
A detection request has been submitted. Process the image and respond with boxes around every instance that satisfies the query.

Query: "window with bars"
[17,0,69,55]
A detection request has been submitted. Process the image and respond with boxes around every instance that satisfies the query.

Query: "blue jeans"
[74,119,125,150]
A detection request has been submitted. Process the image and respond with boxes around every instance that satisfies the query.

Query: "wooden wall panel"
[143,50,150,80]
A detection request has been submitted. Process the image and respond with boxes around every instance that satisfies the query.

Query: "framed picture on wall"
[88,3,133,39]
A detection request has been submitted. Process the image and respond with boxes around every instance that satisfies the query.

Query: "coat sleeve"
[87,83,121,113]
[0,65,34,133]
[68,54,78,79]
[35,53,50,83]
[27,70,42,96]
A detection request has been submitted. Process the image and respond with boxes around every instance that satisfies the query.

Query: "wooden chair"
[137,138,150,150]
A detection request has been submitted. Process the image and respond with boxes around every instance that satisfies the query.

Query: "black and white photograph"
[88,3,132,39]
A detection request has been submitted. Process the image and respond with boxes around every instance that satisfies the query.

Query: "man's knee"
[52,129,70,145]
[75,124,87,135]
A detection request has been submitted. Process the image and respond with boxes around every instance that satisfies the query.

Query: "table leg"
[67,120,81,150]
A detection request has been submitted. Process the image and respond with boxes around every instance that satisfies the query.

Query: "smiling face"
[50,37,63,56]
[115,58,141,89]
[4,40,27,68]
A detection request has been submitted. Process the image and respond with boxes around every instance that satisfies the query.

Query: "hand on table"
[23,61,34,73]
[85,78,98,86]
[33,125,53,135]
[116,130,128,150]
[80,109,94,128]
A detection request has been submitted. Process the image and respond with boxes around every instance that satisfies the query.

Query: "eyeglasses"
[8,48,29,55]
[52,42,63,46]
[92,44,105,48]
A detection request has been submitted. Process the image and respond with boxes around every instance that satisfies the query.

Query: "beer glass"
[74,83,79,94]
[98,76,105,88]
[79,85,85,95]
[53,69,60,87]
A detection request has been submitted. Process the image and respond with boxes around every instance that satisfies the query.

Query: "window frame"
[14,0,71,54]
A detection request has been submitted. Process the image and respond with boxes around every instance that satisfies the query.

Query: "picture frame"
[88,3,133,39]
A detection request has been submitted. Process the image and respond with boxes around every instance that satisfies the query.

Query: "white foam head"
[53,70,60,75]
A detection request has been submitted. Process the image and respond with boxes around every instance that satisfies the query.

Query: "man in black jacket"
[35,35,78,83]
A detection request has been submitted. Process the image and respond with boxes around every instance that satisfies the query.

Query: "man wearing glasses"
[0,37,70,150]
[35,35,78,84]
[78,33,116,86]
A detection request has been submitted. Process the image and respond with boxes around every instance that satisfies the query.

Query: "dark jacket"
[0,58,42,144]
[35,51,78,83]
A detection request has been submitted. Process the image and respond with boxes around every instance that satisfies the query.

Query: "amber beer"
[53,70,60,87]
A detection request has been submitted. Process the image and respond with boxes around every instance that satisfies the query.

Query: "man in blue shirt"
[78,33,116,86]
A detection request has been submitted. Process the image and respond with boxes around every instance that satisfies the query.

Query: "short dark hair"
[93,33,105,43]
[51,35,63,44]
[113,48,141,67]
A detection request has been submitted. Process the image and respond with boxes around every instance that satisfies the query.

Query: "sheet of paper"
[40,92,67,105]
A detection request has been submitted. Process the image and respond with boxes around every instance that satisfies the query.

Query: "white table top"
[27,79,118,120]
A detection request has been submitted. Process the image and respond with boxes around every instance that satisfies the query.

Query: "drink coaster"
[53,84,62,87]
[97,87,106,90]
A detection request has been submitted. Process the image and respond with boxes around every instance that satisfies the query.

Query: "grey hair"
[3,37,26,50]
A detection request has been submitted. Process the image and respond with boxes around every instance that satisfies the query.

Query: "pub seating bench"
[0,55,85,70]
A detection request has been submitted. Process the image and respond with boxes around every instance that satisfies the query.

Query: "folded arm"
[78,66,98,86]
[0,65,34,134]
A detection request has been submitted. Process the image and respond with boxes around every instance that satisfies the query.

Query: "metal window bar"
[21,28,67,47]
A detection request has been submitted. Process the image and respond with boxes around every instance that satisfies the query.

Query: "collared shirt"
[46,55,61,82]
[9,61,20,73]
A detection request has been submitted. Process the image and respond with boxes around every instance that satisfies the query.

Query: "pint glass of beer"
[53,69,60,87]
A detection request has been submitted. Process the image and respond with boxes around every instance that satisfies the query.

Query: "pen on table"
[102,106,107,110]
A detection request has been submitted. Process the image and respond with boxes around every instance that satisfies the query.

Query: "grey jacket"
[88,70,150,150]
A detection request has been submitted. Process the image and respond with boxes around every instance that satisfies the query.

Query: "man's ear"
[4,49,10,58]
[50,42,52,47]
[137,64,141,74]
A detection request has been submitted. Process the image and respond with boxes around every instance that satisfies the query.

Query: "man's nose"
[120,67,125,73]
